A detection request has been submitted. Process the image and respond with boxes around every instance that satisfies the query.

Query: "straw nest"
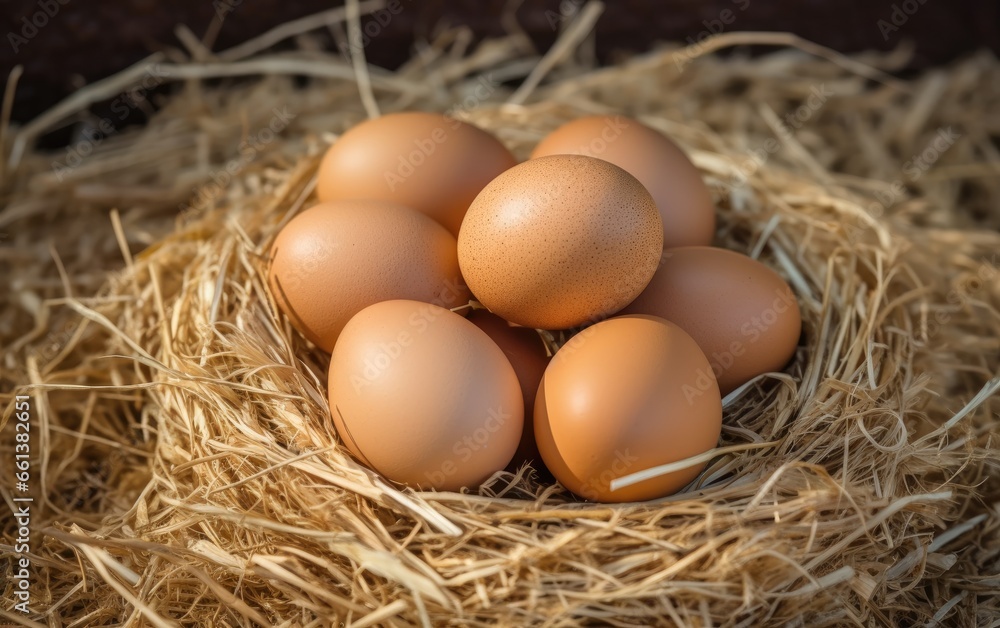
[2,3,1000,626]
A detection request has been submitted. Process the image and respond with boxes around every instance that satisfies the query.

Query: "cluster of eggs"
[268,112,801,502]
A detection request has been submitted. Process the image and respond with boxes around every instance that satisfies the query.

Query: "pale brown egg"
[316,112,517,236]
[268,200,469,352]
[621,246,802,394]
[535,314,722,502]
[531,115,716,248]
[458,155,663,330]
[329,300,524,491]
[467,310,550,471]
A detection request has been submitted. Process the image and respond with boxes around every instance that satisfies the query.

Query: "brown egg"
[535,314,722,502]
[458,155,663,330]
[467,310,550,471]
[622,246,801,394]
[531,115,716,248]
[329,300,523,491]
[268,200,469,352]
[316,112,517,236]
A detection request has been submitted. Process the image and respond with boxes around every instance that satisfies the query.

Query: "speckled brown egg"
[316,112,518,236]
[531,115,716,248]
[621,246,802,394]
[457,155,663,330]
[467,310,550,471]
[329,300,523,491]
[268,200,470,352]
[535,314,723,502]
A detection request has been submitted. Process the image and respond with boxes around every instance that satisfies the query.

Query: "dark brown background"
[2,0,998,132]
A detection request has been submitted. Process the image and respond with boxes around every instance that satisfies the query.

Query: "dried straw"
[2,2,999,625]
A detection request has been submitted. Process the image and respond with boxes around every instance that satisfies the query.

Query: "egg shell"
[621,246,802,394]
[467,310,550,472]
[316,112,518,236]
[458,154,663,330]
[535,314,723,503]
[531,115,716,248]
[268,200,469,352]
[329,300,524,492]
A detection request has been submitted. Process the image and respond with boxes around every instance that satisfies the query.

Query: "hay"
[2,1,1000,624]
